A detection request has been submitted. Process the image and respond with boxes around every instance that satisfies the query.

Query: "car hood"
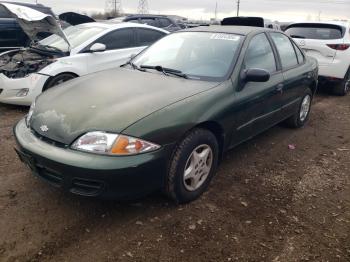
[31,68,220,145]
[0,3,70,47]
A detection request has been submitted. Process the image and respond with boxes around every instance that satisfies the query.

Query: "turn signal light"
[327,44,350,51]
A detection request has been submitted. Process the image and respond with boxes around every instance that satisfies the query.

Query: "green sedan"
[14,26,318,204]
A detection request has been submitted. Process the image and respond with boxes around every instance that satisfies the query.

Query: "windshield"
[39,25,106,52]
[133,32,243,80]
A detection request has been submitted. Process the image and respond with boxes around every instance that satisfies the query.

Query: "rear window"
[285,24,344,40]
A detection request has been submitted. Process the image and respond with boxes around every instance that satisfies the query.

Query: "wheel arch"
[193,121,226,161]
[42,72,79,92]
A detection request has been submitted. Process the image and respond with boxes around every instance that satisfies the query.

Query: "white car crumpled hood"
[0,3,70,47]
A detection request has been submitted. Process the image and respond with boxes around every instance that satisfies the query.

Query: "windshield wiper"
[140,65,189,79]
[121,61,145,72]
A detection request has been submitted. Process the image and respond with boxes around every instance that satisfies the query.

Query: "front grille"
[70,179,105,197]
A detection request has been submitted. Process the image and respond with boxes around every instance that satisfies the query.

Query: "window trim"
[291,40,305,65]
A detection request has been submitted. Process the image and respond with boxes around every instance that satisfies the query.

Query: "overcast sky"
[9,0,350,22]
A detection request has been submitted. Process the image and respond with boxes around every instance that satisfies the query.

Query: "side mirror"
[242,68,270,82]
[89,43,106,53]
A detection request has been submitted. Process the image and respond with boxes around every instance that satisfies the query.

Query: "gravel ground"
[0,90,349,262]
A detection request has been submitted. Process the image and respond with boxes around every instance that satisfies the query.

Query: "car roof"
[125,14,169,19]
[182,25,270,36]
[74,22,169,33]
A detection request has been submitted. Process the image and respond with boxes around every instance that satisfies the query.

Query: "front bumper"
[14,119,174,199]
[0,73,49,106]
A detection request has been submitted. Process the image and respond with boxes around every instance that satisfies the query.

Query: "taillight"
[327,44,350,51]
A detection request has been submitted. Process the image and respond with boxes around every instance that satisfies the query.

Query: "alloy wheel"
[300,94,311,122]
[183,144,213,192]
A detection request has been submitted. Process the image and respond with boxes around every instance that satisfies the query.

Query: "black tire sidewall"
[167,129,219,204]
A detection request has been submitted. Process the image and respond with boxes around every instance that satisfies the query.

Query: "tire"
[285,88,313,128]
[44,73,77,91]
[333,69,350,96]
[165,129,219,204]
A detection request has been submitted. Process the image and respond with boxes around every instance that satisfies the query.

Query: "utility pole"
[138,0,149,14]
[236,0,240,17]
[215,1,218,21]
[105,0,122,17]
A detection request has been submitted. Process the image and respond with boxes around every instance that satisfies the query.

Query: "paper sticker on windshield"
[210,34,240,41]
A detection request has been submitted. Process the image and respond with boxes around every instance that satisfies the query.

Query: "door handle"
[276,84,284,93]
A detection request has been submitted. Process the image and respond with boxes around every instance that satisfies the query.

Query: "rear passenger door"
[232,33,284,145]
[269,33,310,116]
[86,28,141,73]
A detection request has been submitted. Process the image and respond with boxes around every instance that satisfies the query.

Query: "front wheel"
[165,129,219,204]
[284,88,313,128]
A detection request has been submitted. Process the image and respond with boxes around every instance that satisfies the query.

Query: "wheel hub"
[300,94,311,122]
[183,145,213,192]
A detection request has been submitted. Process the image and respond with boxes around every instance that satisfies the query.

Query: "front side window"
[98,29,135,50]
[136,28,165,46]
[140,18,159,27]
[245,33,276,73]
[270,33,298,69]
[0,6,11,18]
[133,32,243,80]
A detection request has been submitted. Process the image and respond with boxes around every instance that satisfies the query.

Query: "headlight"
[71,131,160,156]
[26,100,35,127]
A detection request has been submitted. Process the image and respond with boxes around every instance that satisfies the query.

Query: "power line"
[105,0,122,16]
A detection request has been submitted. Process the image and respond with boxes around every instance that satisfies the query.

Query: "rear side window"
[245,33,277,73]
[136,28,165,46]
[158,18,172,28]
[98,29,135,50]
[285,24,344,40]
[0,6,12,18]
[270,33,298,69]
[292,42,305,64]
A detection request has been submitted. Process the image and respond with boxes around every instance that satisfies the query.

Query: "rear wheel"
[285,88,313,128]
[44,73,77,91]
[165,129,219,204]
[333,69,350,96]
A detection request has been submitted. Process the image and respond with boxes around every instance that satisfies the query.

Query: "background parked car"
[123,14,183,32]
[0,3,168,106]
[0,1,56,52]
[222,17,281,30]
[286,21,350,95]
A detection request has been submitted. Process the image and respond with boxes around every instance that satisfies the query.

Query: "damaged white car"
[0,3,168,106]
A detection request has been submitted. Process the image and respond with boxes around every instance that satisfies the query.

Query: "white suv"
[285,21,350,96]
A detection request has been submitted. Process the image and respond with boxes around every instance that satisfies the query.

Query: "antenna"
[105,0,123,16]
[138,0,149,14]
